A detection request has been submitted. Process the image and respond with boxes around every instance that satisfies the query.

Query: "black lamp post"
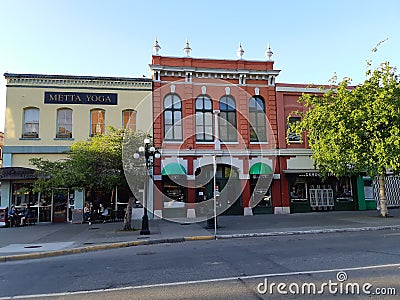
[134,138,160,235]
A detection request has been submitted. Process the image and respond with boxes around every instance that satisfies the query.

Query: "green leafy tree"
[30,127,148,229]
[288,62,400,217]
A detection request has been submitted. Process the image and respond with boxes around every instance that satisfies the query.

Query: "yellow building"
[1,73,152,222]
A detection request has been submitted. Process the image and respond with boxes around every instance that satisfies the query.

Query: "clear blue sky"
[1,0,400,132]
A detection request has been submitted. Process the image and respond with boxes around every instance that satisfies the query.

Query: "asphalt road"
[1,229,399,299]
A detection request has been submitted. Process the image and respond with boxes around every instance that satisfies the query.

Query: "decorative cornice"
[278,149,314,156]
[4,73,152,90]
[149,64,280,79]
[159,149,314,157]
[276,86,327,93]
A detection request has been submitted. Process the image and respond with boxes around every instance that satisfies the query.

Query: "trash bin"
[0,206,8,227]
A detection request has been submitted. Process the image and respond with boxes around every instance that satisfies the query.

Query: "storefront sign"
[0,167,38,180]
[44,92,118,105]
[299,172,320,177]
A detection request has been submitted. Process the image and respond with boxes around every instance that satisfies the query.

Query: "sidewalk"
[1,209,400,262]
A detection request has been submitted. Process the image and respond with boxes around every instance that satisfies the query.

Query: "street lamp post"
[134,138,160,235]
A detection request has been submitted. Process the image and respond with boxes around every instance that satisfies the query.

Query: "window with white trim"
[164,94,182,141]
[123,109,137,131]
[219,96,237,142]
[287,116,301,142]
[56,108,72,138]
[249,96,267,142]
[90,109,105,136]
[22,108,40,138]
[195,95,213,142]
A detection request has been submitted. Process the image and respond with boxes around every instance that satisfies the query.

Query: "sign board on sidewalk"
[71,209,83,224]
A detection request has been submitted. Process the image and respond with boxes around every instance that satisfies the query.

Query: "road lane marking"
[1,262,400,299]
[384,232,400,237]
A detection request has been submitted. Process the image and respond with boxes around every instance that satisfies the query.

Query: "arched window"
[219,96,237,142]
[90,109,105,136]
[164,94,182,141]
[195,95,213,141]
[123,109,137,131]
[249,96,267,142]
[22,107,40,138]
[56,108,72,138]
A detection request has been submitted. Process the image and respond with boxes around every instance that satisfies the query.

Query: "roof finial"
[153,37,161,55]
[184,38,192,57]
[237,42,244,59]
[265,44,273,61]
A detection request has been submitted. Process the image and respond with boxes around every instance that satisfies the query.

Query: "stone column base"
[153,209,163,219]
[244,207,253,216]
[186,208,196,218]
[274,207,290,214]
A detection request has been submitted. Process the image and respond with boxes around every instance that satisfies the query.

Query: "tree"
[288,62,400,217]
[30,127,148,229]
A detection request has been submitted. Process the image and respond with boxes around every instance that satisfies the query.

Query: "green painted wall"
[356,176,366,211]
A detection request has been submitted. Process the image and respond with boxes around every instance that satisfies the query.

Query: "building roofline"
[4,73,152,82]
[152,55,274,64]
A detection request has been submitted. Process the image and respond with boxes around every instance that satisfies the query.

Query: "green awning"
[250,162,273,175]
[162,163,187,176]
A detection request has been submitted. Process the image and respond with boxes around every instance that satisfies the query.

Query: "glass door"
[53,189,68,223]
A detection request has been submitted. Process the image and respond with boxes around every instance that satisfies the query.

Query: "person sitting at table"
[8,205,18,227]
[99,203,109,223]
[20,203,34,226]
[84,202,92,225]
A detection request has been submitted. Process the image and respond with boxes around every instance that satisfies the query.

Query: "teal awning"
[162,163,187,176]
[250,162,273,175]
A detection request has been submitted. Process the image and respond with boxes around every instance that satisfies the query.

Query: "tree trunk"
[122,196,135,231]
[378,174,389,217]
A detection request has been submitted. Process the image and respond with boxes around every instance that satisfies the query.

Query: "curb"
[184,236,215,241]
[215,225,400,239]
[1,225,399,262]
[0,238,183,262]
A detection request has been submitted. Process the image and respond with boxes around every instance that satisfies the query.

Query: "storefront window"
[336,177,353,201]
[290,181,307,202]
[163,176,186,208]
[251,174,272,207]
[363,178,374,200]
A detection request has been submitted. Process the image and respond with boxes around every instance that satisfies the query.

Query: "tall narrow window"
[249,96,267,142]
[90,109,105,136]
[56,108,72,138]
[164,94,182,141]
[287,116,301,142]
[219,96,237,142]
[22,108,40,138]
[123,110,137,131]
[195,95,213,141]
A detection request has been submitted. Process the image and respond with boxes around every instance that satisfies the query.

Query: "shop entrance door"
[195,164,242,216]
[53,189,68,223]
[220,177,242,215]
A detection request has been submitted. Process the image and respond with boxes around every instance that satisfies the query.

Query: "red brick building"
[149,44,284,219]
[276,83,358,213]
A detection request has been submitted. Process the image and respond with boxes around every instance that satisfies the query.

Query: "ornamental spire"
[183,38,192,57]
[237,42,244,59]
[265,44,273,61]
[153,37,161,55]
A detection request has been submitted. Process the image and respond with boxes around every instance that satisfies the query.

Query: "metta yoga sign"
[44,92,117,105]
